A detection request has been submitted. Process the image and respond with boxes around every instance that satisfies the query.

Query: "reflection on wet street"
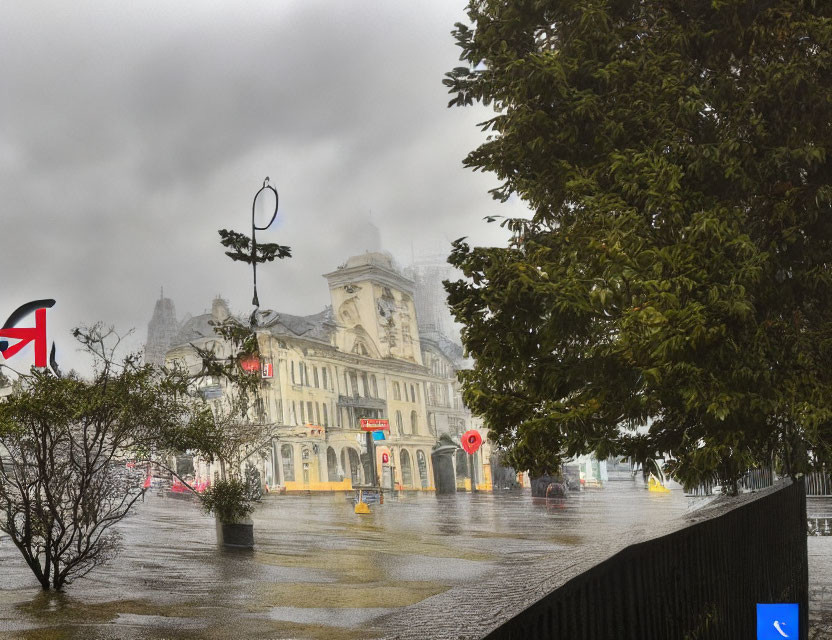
[0,482,696,639]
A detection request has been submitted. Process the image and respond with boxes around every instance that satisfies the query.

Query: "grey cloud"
[1,1,522,375]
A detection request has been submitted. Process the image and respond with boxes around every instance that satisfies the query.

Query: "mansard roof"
[170,313,215,347]
[169,307,336,351]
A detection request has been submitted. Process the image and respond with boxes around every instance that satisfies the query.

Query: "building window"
[300,402,305,424]
[396,411,403,435]
[281,444,295,482]
[417,451,429,488]
[314,367,320,387]
[315,403,321,425]
[371,375,378,398]
[400,450,413,487]
[393,382,401,401]
[292,401,298,425]
[323,403,328,427]
[410,410,418,435]
[307,401,314,424]
[349,371,359,397]
[291,361,296,384]
[361,373,369,397]
[410,385,416,403]
[322,367,328,389]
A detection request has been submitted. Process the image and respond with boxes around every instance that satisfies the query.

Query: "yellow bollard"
[354,490,371,514]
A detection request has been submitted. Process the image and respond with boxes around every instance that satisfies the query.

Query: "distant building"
[404,253,462,342]
[144,289,180,367]
[165,252,491,492]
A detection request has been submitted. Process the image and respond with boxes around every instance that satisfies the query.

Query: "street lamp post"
[249,178,279,309]
[218,177,291,322]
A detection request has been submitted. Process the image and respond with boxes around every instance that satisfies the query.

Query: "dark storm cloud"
[1,1,526,374]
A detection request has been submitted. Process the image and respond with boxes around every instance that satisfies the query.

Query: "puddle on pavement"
[251,581,447,611]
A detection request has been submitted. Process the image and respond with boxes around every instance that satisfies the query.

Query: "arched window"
[347,448,362,485]
[281,444,295,482]
[371,375,378,398]
[393,382,401,401]
[322,403,328,427]
[400,450,413,487]
[396,411,403,435]
[327,447,338,481]
[417,451,429,488]
[410,410,418,435]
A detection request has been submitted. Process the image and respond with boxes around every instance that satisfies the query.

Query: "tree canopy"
[444,0,832,489]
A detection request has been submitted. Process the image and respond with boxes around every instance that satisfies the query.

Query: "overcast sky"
[1,1,526,375]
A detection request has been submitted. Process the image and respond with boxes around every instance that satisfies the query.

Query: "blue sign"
[372,431,386,441]
[757,603,798,639]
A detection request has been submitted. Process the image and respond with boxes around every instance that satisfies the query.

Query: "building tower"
[144,288,180,366]
[404,252,463,343]
[323,252,423,365]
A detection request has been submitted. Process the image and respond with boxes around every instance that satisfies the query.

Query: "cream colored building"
[165,252,491,492]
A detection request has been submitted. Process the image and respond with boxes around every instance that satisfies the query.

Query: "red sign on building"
[240,355,260,373]
[360,419,389,431]
[262,362,273,378]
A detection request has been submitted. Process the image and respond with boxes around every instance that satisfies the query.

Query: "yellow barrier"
[283,479,353,492]
[648,476,671,493]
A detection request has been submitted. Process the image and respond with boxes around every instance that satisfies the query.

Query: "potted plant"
[200,476,256,548]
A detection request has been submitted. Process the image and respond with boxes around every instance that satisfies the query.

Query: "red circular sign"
[461,430,483,455]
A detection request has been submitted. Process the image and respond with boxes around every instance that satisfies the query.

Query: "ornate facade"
[165,252,491,492]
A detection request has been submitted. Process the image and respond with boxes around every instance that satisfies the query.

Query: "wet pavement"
[0,482,708,639]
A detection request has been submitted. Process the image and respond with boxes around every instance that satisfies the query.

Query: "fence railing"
[484,480,808,640]
[805,469,832,497]
[684,466,775,497]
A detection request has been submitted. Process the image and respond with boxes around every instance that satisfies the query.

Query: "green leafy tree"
[0,326,211,590]
[444,0,832,492]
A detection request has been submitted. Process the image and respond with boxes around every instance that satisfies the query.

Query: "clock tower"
[323,252,423,364]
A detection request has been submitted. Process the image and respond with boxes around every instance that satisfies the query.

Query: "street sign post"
[461,430,483,492]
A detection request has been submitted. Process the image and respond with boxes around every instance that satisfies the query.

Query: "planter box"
[215,516,254,548]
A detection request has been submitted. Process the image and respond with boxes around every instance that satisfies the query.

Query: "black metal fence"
[484,480,808,640]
